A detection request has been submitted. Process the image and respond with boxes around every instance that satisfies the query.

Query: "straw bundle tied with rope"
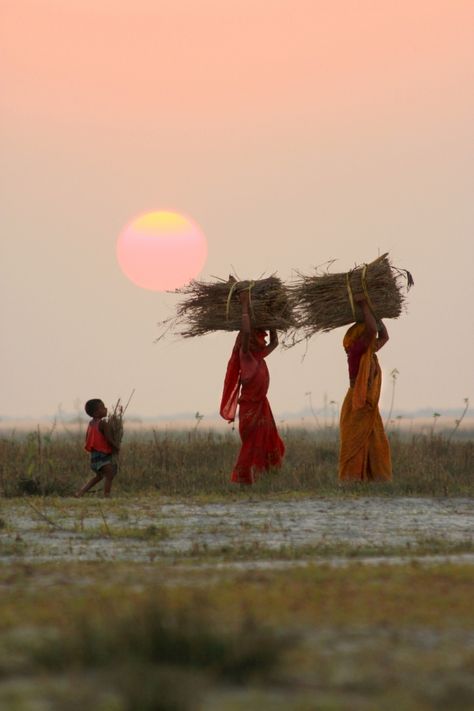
[290,253,414,338]
[164,275,296,338]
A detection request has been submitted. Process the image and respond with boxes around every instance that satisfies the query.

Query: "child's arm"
[99,419,121,452]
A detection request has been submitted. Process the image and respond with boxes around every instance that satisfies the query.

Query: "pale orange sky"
[1,0,473,420]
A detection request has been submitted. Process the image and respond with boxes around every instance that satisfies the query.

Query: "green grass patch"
[0,561,473,709]
[167,538,474,565]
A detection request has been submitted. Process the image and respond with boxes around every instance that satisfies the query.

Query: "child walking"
[75,398,120,497]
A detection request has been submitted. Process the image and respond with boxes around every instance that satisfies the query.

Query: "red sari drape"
[220,335,285,484]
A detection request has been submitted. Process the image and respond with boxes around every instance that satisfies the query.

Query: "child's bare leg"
[74,473,103,497]
[102,463,117,497]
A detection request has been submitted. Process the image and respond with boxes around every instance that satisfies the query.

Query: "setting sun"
[116,210,208,291]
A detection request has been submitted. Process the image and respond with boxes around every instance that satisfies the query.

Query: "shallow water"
[1,496,473,565]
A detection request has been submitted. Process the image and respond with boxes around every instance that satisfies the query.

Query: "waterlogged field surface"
[1,495,473,565]
[1,494,474,711]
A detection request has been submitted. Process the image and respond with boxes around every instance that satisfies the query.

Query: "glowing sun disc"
[116,210,208,291]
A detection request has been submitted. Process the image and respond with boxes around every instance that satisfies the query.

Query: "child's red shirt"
[84,419,113,454]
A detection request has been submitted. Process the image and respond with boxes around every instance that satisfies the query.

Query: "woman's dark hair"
[84,399,103,417]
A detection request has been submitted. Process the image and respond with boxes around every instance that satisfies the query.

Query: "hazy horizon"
[1,403,470,425]
[2,1,473,420]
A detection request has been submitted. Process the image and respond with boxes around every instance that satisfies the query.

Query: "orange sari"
[220,335,285,484]
[338,324,392,482]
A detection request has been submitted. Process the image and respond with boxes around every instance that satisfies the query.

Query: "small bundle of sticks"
[290,253,414,338]
[106,401,123,452]
[105,390,135,452]
[168,275,296,337]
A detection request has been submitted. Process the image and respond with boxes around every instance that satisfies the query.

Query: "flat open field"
[1,495,474,565]
[0,430,473,709]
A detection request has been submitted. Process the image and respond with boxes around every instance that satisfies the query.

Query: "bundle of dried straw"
[165,275,296,338]
[106,402,123,452]
[105,390,134,452]
[290,253,414,338]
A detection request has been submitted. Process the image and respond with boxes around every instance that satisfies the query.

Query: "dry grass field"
[0,426,472,497]
[0,427,473,710]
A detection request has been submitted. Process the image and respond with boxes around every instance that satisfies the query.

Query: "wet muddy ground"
[1,495,474,710]
[1,496,473,566]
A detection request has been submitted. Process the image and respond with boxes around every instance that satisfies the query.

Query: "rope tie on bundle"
[226,280,255,320]
[346,266,377,321]
[346,271,356,320]
[247,281,255,318]
[226,281,238,320]
[361,265,376,315]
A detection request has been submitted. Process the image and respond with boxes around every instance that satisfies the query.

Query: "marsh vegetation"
[1,426,472,497]
[0,427,473,709]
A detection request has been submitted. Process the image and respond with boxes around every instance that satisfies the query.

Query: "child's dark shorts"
[90,451,114,473]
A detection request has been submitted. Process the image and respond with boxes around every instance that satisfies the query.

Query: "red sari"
[220,335,285,484]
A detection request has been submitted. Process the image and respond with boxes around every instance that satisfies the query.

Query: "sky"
[1,0,473,423]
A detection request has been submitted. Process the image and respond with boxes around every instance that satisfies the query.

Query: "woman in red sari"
[220,289,285,484]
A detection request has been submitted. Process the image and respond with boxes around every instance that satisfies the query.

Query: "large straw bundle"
[166,275,296,338]
[290,253,413,338]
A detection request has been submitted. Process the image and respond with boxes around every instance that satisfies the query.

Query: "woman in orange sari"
[339,295,392,482]
[220,289,285,484]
